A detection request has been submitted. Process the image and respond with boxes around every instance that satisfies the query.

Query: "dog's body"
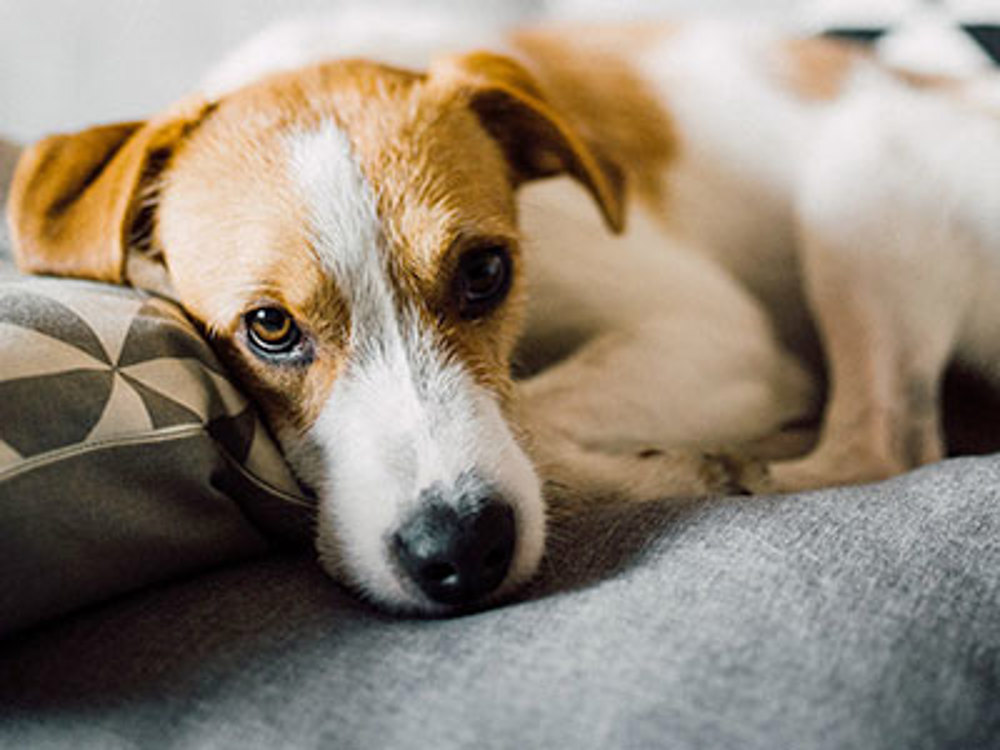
[512,21,1000,491]
[7,16,1000,614]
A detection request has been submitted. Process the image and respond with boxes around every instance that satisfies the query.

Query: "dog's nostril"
[392,499,516,607]
[483,545,509,572]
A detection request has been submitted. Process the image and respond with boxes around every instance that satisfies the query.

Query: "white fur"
[286,124,382,305]
[282,122,544,612]
[637,22,824,354]
[878,6,996,76]
[310,324,545,612]
[517,178,817,452]
[799,66,1000,375]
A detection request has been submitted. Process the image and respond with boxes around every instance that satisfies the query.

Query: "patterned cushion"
[0,272,313,636]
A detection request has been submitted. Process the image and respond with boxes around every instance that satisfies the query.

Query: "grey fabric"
[1,456,997,750]
[0,274,313,636]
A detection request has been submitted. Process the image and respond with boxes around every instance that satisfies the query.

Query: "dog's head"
[6,53,624,614]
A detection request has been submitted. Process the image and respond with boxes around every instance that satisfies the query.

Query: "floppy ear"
[7,98,214,285]
[430,51,626,233]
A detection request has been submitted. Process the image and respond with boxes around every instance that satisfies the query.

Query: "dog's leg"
[770,236,956,492]
[517,315,815,508]
[527,424,764,517]
[770,94,977,491]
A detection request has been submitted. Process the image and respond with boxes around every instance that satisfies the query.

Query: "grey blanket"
[1,456,998,749]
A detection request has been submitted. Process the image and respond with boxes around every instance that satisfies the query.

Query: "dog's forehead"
[163,60,517,330]
[273,61,519,259]
[221,60,517,233]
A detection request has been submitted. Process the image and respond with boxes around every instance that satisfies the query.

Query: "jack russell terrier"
[6,18,1000,614]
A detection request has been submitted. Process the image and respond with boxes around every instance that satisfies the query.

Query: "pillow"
[0,272,314,636]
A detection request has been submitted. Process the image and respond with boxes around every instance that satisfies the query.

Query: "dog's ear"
[430,51,625,234]
[7,98,214,286]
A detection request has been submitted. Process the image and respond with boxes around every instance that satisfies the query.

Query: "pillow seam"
[0,423,312,508]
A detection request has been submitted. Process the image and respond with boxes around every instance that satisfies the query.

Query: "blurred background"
[1,0,997,141]
[0,0,805,141]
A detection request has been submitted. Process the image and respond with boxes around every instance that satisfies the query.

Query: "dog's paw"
[694,451,772,496]
[769,451,902,493]
[630,448,771,500]
[535,433,773,510]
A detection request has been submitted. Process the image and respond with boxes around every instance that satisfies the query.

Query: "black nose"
[392,499,516,606]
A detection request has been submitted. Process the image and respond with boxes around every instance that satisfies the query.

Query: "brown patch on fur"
[510,24,679,211]
[428,50,626,232]
[777,37,866,101]
[156,66,382,437]
[345,66,528,408]
[780,40,983,114]
[891,68,955,90]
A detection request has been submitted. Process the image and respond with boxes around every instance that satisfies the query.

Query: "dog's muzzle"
[392,496,516,607]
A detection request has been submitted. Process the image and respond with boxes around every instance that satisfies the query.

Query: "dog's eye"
[454,246,512,319]
[245,307,301,356]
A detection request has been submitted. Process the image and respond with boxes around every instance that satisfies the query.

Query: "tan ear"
[7,98,214,284]
[430,51,626,234]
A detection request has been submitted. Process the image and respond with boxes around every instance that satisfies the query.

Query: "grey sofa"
[1,134,998,749]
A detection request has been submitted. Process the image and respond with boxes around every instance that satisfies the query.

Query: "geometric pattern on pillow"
[0,272,314,636]
[0,276,304,500]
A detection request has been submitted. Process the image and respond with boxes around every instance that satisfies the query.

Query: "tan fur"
[777,37,866,101]
[156,61,522,437]
[8,98,213,283]
[510,24,678,210]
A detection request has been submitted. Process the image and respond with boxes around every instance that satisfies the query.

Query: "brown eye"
[245,306,301,356]
[454,246,512,319]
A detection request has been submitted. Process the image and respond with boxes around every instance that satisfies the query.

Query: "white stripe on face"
[286,123,388,330]
[283,122,544,611]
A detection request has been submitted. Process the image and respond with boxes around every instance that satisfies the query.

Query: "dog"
[7,17,1000,614]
